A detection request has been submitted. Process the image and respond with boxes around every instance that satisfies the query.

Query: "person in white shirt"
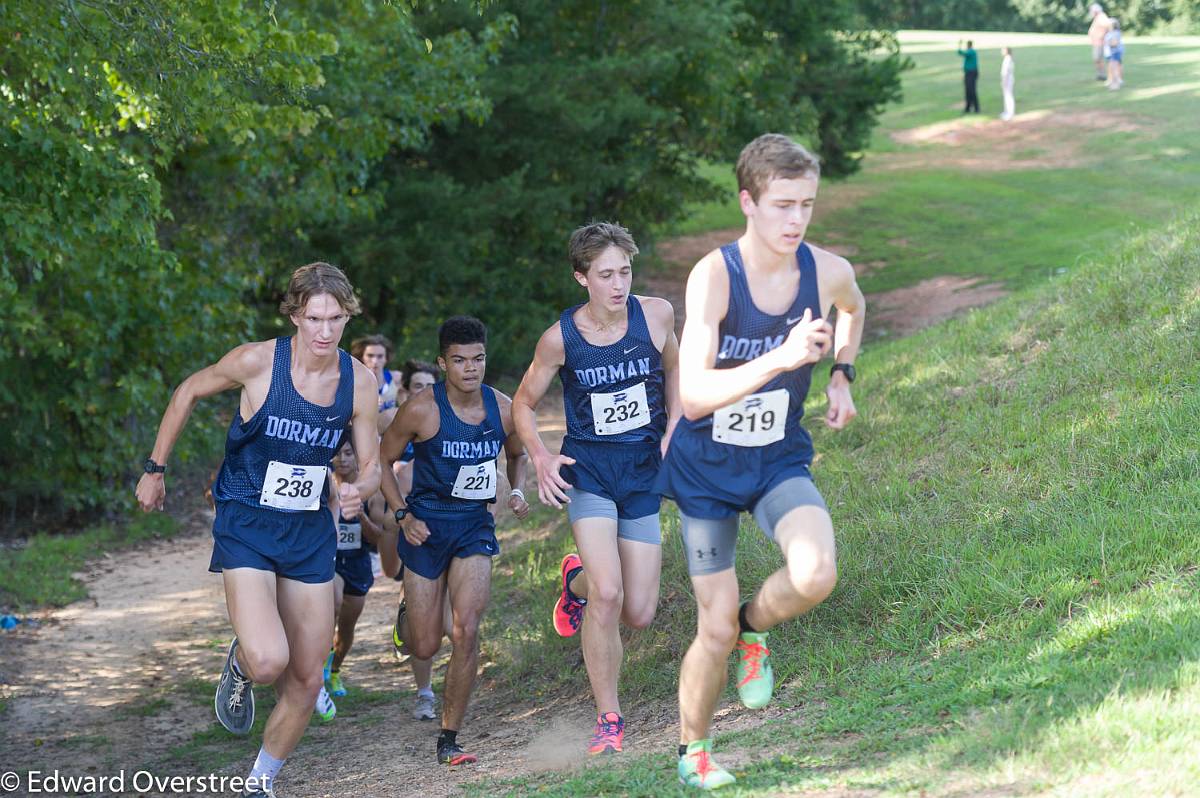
[1088,4,1112,81]
[1000,48,1015,121]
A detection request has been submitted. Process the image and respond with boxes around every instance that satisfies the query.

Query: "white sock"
[248,747,285,792]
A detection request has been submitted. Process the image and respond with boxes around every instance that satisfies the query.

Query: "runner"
[378,315,531,765]
[387,358,446,720]
[656,134,865,789]
[323,440,388,702]
[512,221,680,755]
[135,262,381,798]
[351,334,404,435]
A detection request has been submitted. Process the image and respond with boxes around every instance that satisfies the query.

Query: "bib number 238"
[590,381,651,436]
[451,460,497,500]
[260,460,327,511]
[712,389,789,447]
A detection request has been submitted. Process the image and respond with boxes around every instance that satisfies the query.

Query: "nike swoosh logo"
[481,428,494,435]
[326,415,340,422]
[623,346,638,355]
[786,317,802,325]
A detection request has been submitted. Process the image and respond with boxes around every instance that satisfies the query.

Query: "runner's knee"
[620,600,655,630]
[787,555,837,602]
[588,579,624,622]
[241,645,289,684]
[450,616,481,650]
[697,615,739,655]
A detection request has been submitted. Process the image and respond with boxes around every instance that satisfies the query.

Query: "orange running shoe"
[552,553,586,637]
[588,712,624,755]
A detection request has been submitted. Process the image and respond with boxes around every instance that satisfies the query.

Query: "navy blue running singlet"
[676,241,821,455]
[407,383,505,520]
[559,296,666,445]
[212,337,354,512]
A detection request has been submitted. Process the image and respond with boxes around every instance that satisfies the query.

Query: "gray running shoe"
[412,691,437,721]
[214,638,255,735]
[243,788,276,798]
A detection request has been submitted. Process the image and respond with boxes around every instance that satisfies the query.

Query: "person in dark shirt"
[958,40,981,113]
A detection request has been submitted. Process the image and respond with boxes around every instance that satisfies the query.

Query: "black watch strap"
[143,457,166,474]
[393,506,408,522]
[830,363,856,383]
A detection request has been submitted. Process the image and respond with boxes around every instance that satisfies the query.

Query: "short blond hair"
[279,262,362,318]
[736,134,821,202]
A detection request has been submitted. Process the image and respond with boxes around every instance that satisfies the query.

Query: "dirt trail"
[0,397,791,798]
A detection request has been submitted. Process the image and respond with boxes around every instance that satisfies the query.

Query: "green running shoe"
[322,649,334,682]
[329,671,346,697]
[678,740,735,790]
[735,631,773,709]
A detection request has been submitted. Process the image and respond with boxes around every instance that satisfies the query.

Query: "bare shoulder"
[349,356,378,390]
[219,339,275,380]
[807,243,856,288]
[635,294,676,326]
[535,320,566,363]
[489,386,514,411]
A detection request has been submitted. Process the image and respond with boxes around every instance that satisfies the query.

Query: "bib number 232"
[590,381,651,436]
[451,460,497,500]
[711,389,789,447]
[260,460,327,511]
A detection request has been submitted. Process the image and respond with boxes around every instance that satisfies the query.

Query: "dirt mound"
[886,109,1145,171]
[867,276,1008,337]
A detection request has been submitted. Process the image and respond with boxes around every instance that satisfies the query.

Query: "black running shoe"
[214,638,254,735]
[437,737,478,766]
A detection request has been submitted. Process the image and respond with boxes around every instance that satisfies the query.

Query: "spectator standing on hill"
[1106,20,1125,90]
[1000,47,1015,121]
[1089,4,1113,81]
[957,40,980,113]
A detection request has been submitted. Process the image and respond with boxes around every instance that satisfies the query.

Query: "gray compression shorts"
[566,488,661,545]
[679,476,828,576]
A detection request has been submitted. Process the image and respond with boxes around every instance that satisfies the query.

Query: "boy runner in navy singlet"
[513,222,680,756]
[379,316,531,766]
[135,263,381,798]
[659,135,866,789]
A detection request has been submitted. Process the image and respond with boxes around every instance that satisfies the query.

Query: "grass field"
[473,31,1200,797]
[667,31,1200,295]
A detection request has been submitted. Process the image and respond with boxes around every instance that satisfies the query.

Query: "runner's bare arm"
[678,253,832,420]
[498,392,531,520]
[643,297,682,453]
[342,359,382,510]
[814,247,865,430]
[512,324,575,508]
[135,342,271,512]
[378,391,435,512]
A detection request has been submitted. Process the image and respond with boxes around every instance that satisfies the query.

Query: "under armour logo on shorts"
[696,547,718,559]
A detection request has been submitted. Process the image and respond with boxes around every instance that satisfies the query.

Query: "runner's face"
[332,444,357,477]
[575,246,632,313]
[361,344,388,375]
[292,293,351,356]
[438,344,486,393]
[408,370,437,395]
[742,176,818,255]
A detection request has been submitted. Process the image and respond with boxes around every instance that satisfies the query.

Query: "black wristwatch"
[143,458,166,474]
[830,363,856,383]
[393,506,409,523]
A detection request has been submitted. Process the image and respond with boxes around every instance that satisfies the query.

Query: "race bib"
[451,460,497,500]
[590,381,651,436]
[260,461,327,511]
[336,521,362,551]
[711,389,789,447]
